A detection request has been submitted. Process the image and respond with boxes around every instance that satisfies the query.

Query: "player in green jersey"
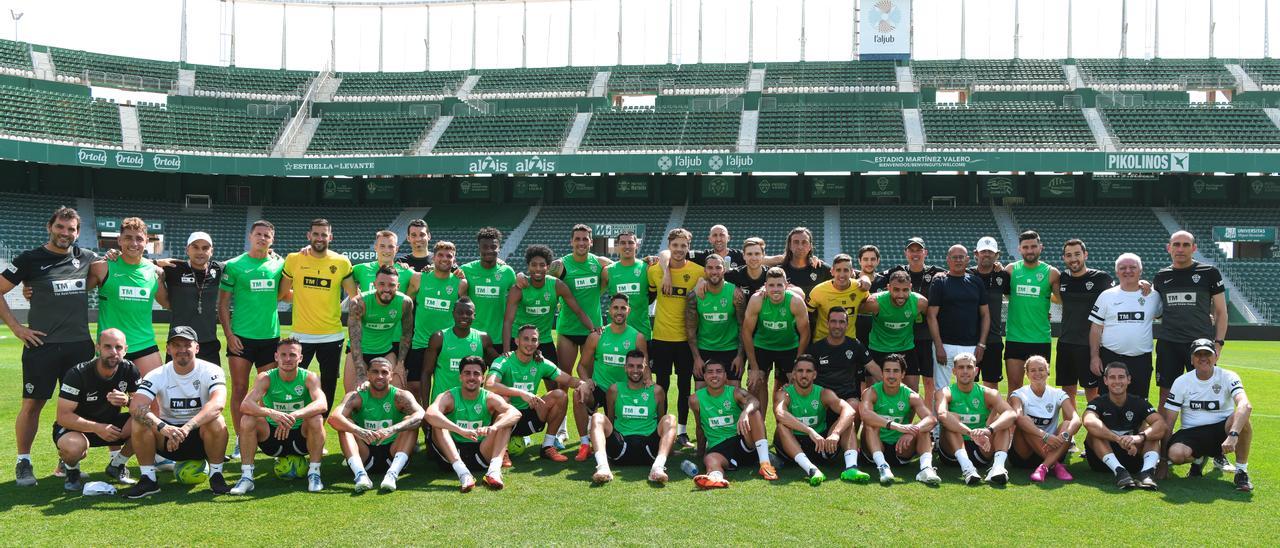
[543,224,613,368]
[351,230,415,293]
[422,298,499,403]
[743,267,810,414]
[405,241,470,402]
[426,357,521,492]
[588,349,678,484]
[89,217,168,376]
[859,353,940,486]
[690,360,778,489]
[329,357,425,493]
[938,352,1017,485]
[346,265,414,391]
[460,227,516,343]
[501,245,595,360]
[574,294,647,461]
[859,271,929,399]
[602,230,653,340]
[486,325,586,464]
[772,355,856,486]
[231,338,328,494]
[686,254,746,388]
[1004,230,1061,393]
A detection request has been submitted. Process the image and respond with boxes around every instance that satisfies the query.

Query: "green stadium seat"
[334,71,470,100]
[756,103,905,151]
[0,86,121,146]
[609,64,749,95]
[1075,58,1234,90]
[309,110,436,155]
[911,59,1067,90]
[580,107,740,152]
[137,103,289,155]
[1100,102,1280,150]
[761,61,897,93]
[921,101,1095,150]
[433,108,575,154]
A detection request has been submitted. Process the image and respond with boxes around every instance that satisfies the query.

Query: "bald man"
[53,328,141,490]
[1153,231,1227,407]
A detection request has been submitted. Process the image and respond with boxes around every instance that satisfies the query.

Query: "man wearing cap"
[873,238,946,397]
[926,245,990,394]
[162,232,224,365]
[1157,339,1253,491]
[969,236,1009,389]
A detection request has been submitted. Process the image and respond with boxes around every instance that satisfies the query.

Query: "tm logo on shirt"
[574,276,599,289]
[473,285,500,296]
[249,279,276,291]
[302,277,332,289]
[1016,285,1041,297]
[118,286,151,301]
[615,282,641,293]
[1165,292,1197,305]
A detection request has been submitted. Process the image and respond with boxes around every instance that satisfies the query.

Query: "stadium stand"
[470,67,595,98]
[1009,206,1170,279]
[1074,58,1235,90]
[332,70,470,101]
[308,111,436,156]
[192,65,314,98]
[0,192,79,254]
[579,107,741,152]
[515,205,672,273]
[136,103,288,155]
[1239,58,1280,90]
[920,101,1096,150]
[418,206,531,266]
[0,86,121,145]
[756,103,907,151]
[608,64,749,95]
[1099,103,1280,150]
[0,39,31,72]
[684,205,826,261]
[48,47,177,90]
[261,205,403,255]
[94,198,249,261]
[841,206,999,264]
[911,59,1068,90]
[1174,206,1280,321]
[433,108,575,154]
[761,61,897,93]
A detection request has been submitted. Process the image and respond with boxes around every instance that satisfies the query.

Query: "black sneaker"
[105,462,136,485]
[123,476,160,499]
[15,460,37,487]
[1235,471,1253,492]
[1114,467,1136,490]
[63,468,83,492]
[1214,456,1236,473]
[676,433,693,449]
[1188,458,1205,478]
[1135,470,1159,490]
[209,472,230,495]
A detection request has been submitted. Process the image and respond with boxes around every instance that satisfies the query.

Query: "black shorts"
[157,423,211,461]
[910,342,935,377]
[429,437,489,471]
[228,336,279,368]
[1099,348,1153,398]
[196,339,221,366]
[698,349,742,381]
[52,412,130,447]
[364,443,393,474]
[870,348,917,378]
[124,345,160,362]
[300,340,343,371]
[22,339,94,399]
[859,442,918,467]
[650,340,694,380]
[754,347,797,381]
[512,407,547,437]
[1085,438,1142,472]
[1009,441,1048,468]
[509,339,559,366]
[854,315,874,348]
[1155,339,1196,389]
[939,439,991,467]
[405,346,428,382]
[605,431,660,465]
[1004,341,1051,362]
[707,435,757,470]
[1169,420,1229,459]
[1055,341,1096,388]
[780,428,839,463]
[979,339,1005,383]
[560,334,589,347]
[257,426,309,457]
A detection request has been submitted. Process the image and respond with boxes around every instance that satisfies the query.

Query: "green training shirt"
[263,368,312,429]
[220,253,284,340]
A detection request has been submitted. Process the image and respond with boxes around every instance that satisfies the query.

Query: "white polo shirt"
[1089,286,1162,356]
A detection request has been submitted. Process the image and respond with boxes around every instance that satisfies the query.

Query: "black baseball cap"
[1190,338,1216,356]
[168,326,199,342]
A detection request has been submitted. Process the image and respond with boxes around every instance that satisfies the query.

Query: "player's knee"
[1168,444,1193,463]
[303,414,324,432]
[545,389,567,404]
[658,414,676,427]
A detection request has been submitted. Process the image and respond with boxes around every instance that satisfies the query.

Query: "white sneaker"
[592,466,614,484]
[962,468,983,486]
[985,464,1009,486]
[877,464,895,485]
[307,473,323,492]
[916,467,941,486]
[229,477,255,495]
[154,457,176,472]
[380,472,398,492]
[230,439,241,461]
[353,472,373,493]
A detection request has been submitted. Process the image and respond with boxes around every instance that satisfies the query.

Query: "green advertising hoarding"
[1188,176,1228,200]
[1213,226,1276,243]
[754,176,792,198]
[1246,177,1280,200]
[458,178,491,199]
[1094,176,1136,199]
[615,176,650,198]
[808,176,848,199]
[512,178,545,199]
[562,178,597,199]
[592,223,647,239]
[1037,175,1076,199]
[980,175,1018,198]
[863,175,901,199]
[365,179,398,200]
[322,179,356,201]
[701,175,735,198]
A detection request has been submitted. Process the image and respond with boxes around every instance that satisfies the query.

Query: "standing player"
[1153,231,1228,409]
[162,231,224,365]
[860,271,928,393]
[725,237,770,298]
[807,254,869,341]
[219,220,286,459]
[656,224,745,293]
[426,357,521,491]
[970,237,1009,389]
[549,224,612,376]
[875,238,946,397]
[687,254,745,387]
[486,325,585,462]
[808,307,879,408]
[859,354,940,485]
[280,218,358,415]
[1055,239,1112,402]
[926,245,990,397]
[777,227,830,296]
[124,327,230,497]
[772,355,857,486]
[89,217,168,376]
[502,245,594,358]
[0,207,99,486]
[690,360,778,489]
[351,230,414,293]
[404,241,467,401]
[853,245,884,344]
[603,230,652,345]
[396,219,435,272]
[647,228,704,447]
[743,267,810,413]
[1004,231,1059,393]
[346,265,414,391]
[588,350,678,484]
[1158,339,1253,491]
[422,298,500,403]
[460,227,516,344]
[328,358,425,493]
[1082,362,1166,490]
[1089,253,1162,399]
[53,328,139,490]
[1009,356,1081,482]
[574,294,646,459]
[233,338,328,493]
[937,353,1016,486]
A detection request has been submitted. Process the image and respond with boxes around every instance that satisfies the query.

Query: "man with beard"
[687,254,746,388]
[1055,239,1112,402]
[1004,231,1060,393]
[588,350,678,484]
[859,354,940,486]
[853,245,884,344]
[807,307,879,426]
[460,227,516,343]
[347,265,415,390]
[874,238,946,397]
[426,357,521,491]
[772,355,857,486]
[603,231,652,343]
[575,294,647,460]
[937,353,1015,486]
[423,298,500,403]
[53,328,139,490]
[486,325,585,462]
[329,357,425,493]
[777,227,830,296]
[163,232,224,365]
[860,272,927,389]
[807,254,869,341]
[281,218,358,414]
[404,241,468,402]
[647,228,704,447]
[743,268,810,413]
[969,237,1009,389]
[656,224,745,293]
[691,360,777,489]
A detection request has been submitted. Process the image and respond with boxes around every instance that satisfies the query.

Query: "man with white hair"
[1089,253,1162,399]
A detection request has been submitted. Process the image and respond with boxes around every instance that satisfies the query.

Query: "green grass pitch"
[0,324,1272,544]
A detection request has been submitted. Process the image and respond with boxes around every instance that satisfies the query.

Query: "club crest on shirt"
[329,265,338,274]
[722,400,732,410]
[528,366,537,376]
[384,402,393,413]
[1045,403,1054,412]
[811,400,820,409]
[193,379,201,391]
[294,385,305,396]
[1137,297,1146,306]
[923,274,934,283]
[469,342,478,351]
[845,350,854,359]
[72,258,81,269]
[897,401,906,411]
[118,381,128,392]
[1124,410,1134,421]
[473,403,483,414]
[1212,383,1221,394]
[971,398,980,408]
[447,286,455,295]
[1086,281,1094,290]
[641,392,649,401]
[1036,273,1045,281]
[1192,274,1201,283]
[810,273,818,281]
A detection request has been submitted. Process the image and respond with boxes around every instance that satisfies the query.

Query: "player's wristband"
[1229,431,1239,437]
[977,343,987,349]
[1215,339,1225,347]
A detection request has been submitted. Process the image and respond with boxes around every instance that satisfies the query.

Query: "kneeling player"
[1082,362,1166,490]
[859,353,940,485]
[426,357,521,491]
[773,355,856,486]
[486,325,586,463]
[1158,339,1253,491]
[938,352,1016,486]
[689,360,777,489]
[329,358,426,493]
[588,350,677,484]
[232,338,329,494]
[53,328,140,491]
[1009,355,1082,483]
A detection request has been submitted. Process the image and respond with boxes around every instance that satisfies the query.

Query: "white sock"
[872,451,889,468]
[652,454,667,471]
[1142,451,1159,472]
[388,452,409,476]
[1236,461,1248,473]
[954,448,975,473]
[1193,456,1205,465]
[16,454,30,463]
[109,450,130,467]
[678,424,688,435]
[708,470,724,481]
[754,439,770,464]
[844,450,858,469]
[64,461,79,470]
[241,464,254,478]
[1101,453,1123,473]
[993,451,1008,469]
[557,418,568,437]
[542,435,556,448]
[209,462,223,475]
[348,456,365,477]
[580,435,590,446]
[594,449,609,469]
[140,465,157,481]
[794,453,817,475]
[487,455,503,476]
[920,452,934,470]
[302,462,317,476]
[451,460,470,480]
